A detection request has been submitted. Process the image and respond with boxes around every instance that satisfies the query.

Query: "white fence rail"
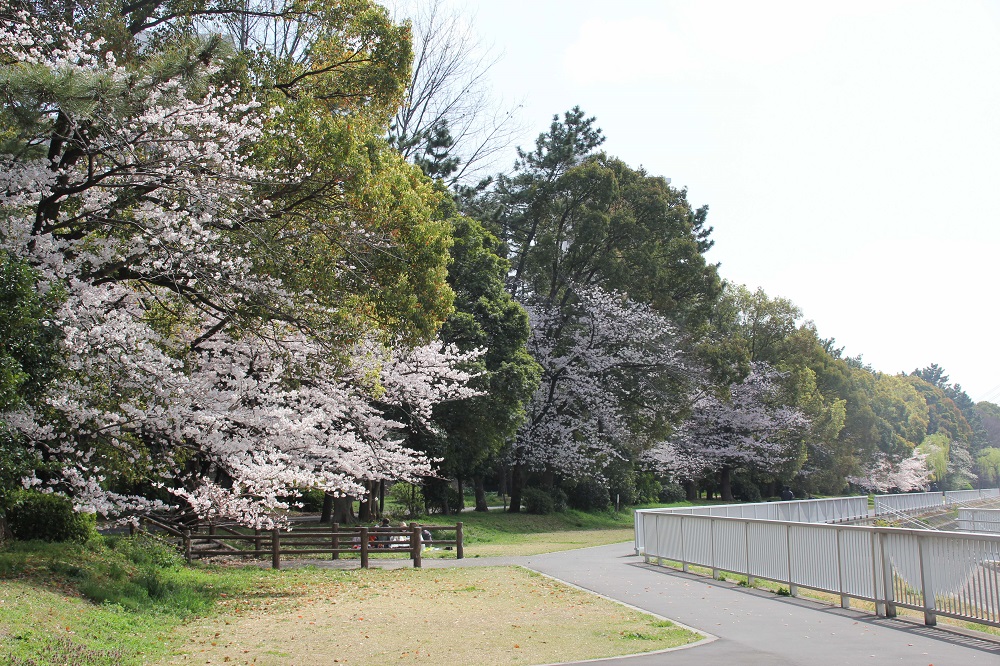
[873,491,943,516]
[872,488,1000,516]
[957,509,1000,533]
[634,496,868,557]
[638,511,1000,628]
[946,488,1000,504]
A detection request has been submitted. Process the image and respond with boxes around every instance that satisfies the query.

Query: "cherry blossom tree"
[0,11,478,526]
[509,285,692,510]
[646,363,810,501]
[847,451,931,493]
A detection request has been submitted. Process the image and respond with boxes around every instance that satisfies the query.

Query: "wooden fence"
[140,517,463,569]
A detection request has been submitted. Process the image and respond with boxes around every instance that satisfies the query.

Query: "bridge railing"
[957,508,1000,533]
[634,496,868,556]
[638,511,1000,629]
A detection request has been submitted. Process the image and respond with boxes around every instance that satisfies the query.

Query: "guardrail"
[872,488,1000,516]
[946,488,1000,504]
[873,491,943,516]
[638,511,1000,628]
[957,509,1000,533]
[634,496,869,555]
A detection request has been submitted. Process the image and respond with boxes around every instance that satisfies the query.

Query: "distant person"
[376,518,390,548]
[781,486,794,501]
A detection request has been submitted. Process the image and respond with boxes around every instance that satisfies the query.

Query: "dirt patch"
[160,566,699,665]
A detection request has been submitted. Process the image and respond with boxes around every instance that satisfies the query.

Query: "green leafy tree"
[975,447,1000,486]
[419,210,541,511]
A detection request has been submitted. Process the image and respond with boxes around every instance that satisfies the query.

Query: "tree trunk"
[474,475,489,512]
[497,466,507,497]
[720,467,734,502]
[358,481,374,522]
[456,477,465,513]
[683,479,697,502]
[321,491,334,523]
[541,466,555,489]
[378,480,385,515]
[509,463,525,513]
[332,496,355,524]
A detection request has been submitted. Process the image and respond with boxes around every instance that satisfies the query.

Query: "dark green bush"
[634,472,663,504]
[521,487,556,514]
[566,479,610,511]
[658,482,686,503]
[296,487,326,512]
[4,489,96,542]
[731,473,762,503]
[550,487,568,512]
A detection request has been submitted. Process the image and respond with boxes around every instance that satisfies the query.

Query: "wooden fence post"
[332,522,339,560]
[184,529,192,563]
[271,527,281,570]
[410,522,421,568]
[456,522,464,559]
[360,527,369,569]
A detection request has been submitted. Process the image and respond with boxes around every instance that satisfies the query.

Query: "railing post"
[918,536,937,626]
[646,512,655,564]
[456,522,464,559]
[184,529,192,563]
[680,516,688,572]
[744,521,754,586]
[710,518,720,579]
[360,527,369,569]
[879,532,896,617]
[786,523,797,597]
[836,528,849,609]
[271,527,280,570]
[410,523,421,568]
[331,522,339,560]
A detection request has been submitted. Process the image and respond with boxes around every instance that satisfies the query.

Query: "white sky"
[427,0,1000,402]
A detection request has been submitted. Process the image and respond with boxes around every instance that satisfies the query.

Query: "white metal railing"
[957,508,1000,533]
[946,488,1000,504]
[638,512,1000,628]
[873,491,943,516]
[634,496,868,557]
[871,488,1000,516]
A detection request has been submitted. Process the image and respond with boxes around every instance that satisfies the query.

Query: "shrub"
[521,487,555,514]
[566,479,610,511]
[731,473,762,503]
[634,472,663,504]
[296,487,326,512]
[388,482,425,517]
[658,482,686,503]
[4,490,96,542]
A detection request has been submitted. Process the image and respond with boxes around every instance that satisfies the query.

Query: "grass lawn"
[0,511,706,665]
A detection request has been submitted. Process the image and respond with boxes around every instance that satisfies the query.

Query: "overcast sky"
[412,0,1000,402]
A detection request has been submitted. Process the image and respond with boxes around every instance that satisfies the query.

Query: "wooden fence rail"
[167,521,463,570]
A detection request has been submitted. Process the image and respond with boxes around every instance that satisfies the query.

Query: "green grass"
[0,536,281,665]
[0,529,705,665]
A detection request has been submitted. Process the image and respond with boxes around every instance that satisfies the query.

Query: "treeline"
[0,1,996,530]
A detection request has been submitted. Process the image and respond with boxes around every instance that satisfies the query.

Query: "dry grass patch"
[160,566,700,665]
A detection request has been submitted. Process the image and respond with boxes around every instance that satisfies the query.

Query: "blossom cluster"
[0,16,478,526]
[516,285,690,478]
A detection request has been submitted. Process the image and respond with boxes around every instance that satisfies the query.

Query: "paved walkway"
[518,542,1000,665]
[287,543,1000,665]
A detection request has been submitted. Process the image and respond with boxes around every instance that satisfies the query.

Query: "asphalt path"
[514,542,1000,665]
